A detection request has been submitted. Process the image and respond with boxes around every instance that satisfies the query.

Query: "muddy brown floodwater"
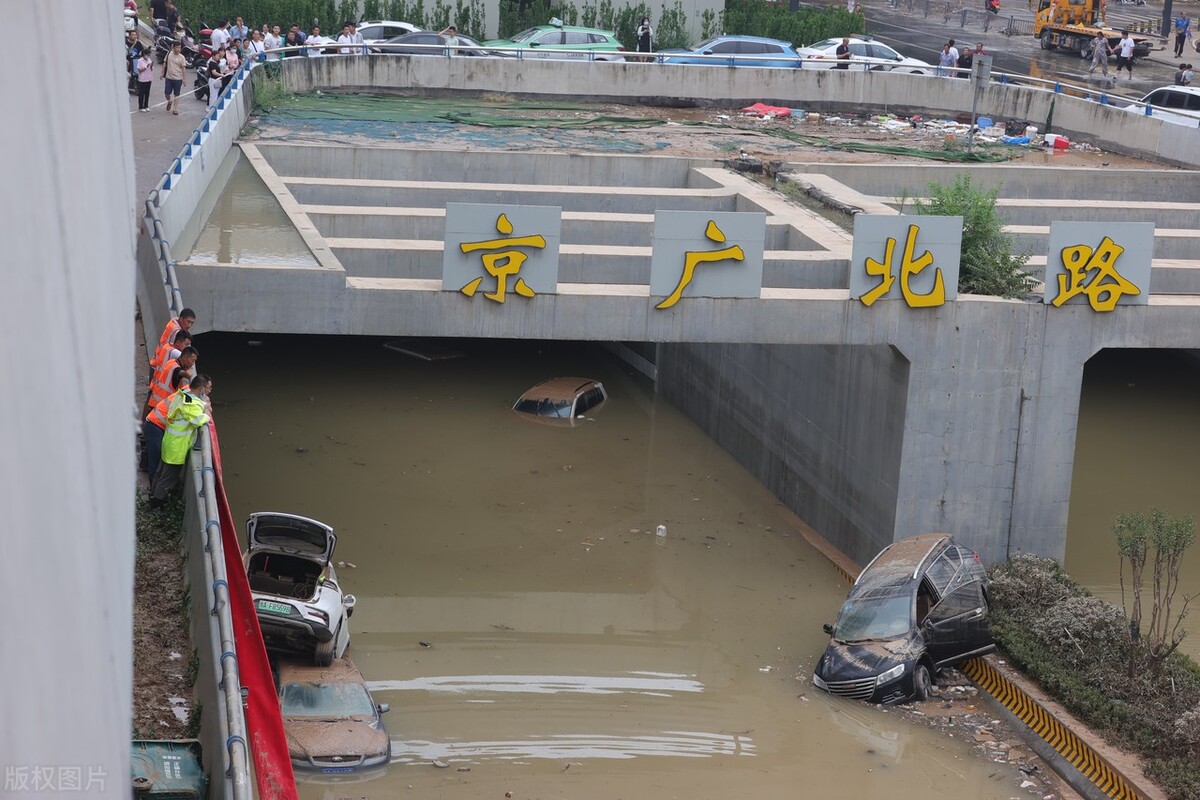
[203,333,1052,800]
[1065,349,1200,661]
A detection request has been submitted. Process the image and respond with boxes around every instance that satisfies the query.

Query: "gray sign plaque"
[1043,221,1152,310]
[443,203,562,302]
[650,211,766,309]
[849,215,963,306]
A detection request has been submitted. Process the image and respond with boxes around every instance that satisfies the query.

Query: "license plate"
[321,767,353,774]
[257,599,292,615]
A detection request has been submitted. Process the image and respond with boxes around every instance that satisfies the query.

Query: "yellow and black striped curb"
[960,657,1144,800]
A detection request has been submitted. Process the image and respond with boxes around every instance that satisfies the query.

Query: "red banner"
[208,422,298,800]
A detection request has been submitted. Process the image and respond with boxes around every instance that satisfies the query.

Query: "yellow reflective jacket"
[161,390,210,465]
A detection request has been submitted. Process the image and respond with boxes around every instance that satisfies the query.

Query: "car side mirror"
[377,703,390,714]
[702,49,714,54]
[822,623,834,636]
[530,41,541,47]
[343,594,357,618]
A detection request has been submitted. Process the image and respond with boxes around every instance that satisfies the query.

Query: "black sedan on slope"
[813,533,995,705]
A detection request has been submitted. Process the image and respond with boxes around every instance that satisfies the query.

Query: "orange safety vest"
[145,390,178,431]
[149,357,181,407]
[149,340,176,369]
[158,317,182,352]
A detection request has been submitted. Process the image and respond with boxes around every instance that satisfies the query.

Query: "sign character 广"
[860,223,945,308]
[1051,236,1140,312]
[656,220,745,310]
[458,213,547,303]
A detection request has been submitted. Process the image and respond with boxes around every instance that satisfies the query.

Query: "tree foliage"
[1115,508,1197,671]
[910,175,1034,298]
[720,0,864,46]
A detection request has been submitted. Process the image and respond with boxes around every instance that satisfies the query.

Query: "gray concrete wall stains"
[657,343,908,565]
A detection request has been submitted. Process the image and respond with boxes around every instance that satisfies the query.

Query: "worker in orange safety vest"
[155,307,196,357]
[147,345,198,413]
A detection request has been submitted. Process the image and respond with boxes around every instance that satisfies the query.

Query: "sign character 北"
[859,223,946,308]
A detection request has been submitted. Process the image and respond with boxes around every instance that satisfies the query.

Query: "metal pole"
[1162,0,1173,47]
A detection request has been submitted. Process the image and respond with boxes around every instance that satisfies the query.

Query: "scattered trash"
[432,759,449,768]
[419,641,432,648]
[336,560,357,568]
[655,524,667,539]
[740,102,792,118]
[759,665,774,672]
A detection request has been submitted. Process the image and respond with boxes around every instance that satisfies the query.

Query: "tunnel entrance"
[1064,347,1200,660]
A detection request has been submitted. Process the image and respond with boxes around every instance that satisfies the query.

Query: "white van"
[1125,85,1200,128]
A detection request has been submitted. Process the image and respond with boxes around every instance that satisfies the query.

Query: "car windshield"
[280,682,376,717]
[693,38,720,51]
[514,398,574,418]
[833,587,912,642]
[509,27,543,43]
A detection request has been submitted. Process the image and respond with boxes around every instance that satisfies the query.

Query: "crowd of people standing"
[141,308,214,509]
[126,0,377,112]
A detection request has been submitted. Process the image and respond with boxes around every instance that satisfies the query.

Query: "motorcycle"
[985,0,1000,13]
[193,69,209,103]
[158,19,212,69]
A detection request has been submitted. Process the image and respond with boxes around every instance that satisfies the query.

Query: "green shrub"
[988,556,1200,799]
[910,175,1034,298]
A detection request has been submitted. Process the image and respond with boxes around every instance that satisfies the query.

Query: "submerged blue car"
[657,35,803,68]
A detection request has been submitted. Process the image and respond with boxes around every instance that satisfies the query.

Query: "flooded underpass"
[202,332,1048,800]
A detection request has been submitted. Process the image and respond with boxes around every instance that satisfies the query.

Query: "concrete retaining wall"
[274,55,1200,168]
[657,343,909,565]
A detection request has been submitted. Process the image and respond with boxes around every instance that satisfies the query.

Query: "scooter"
[193,70,209,103]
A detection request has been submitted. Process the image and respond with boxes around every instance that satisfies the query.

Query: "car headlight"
[875,663,905,686]
[812,672,828,690]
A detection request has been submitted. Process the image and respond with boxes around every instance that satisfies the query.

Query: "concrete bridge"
[141,54,1200,570]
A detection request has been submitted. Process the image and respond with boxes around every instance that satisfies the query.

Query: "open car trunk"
[248,552,322,601]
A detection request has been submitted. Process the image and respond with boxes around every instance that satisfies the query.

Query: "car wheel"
[313,627,337,667]
[1040,31,1056,50]
[913,664,932,701]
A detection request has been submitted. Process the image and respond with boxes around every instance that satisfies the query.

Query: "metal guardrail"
[142,55,257,800]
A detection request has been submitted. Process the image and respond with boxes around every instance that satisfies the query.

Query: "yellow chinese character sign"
[849,215,962,307]
[1043,222,1152,310]
[650,211,765,309]
[443,203,561,302]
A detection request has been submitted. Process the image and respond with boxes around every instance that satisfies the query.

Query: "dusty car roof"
[855,533,952,587]
[518,377,599,402]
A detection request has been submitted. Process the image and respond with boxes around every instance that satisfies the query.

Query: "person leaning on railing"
[149,374,212,509]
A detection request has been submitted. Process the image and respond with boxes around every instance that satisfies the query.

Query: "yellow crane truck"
[1033,0,1153,59]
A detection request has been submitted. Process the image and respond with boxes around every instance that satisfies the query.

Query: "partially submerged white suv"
[244,512,356,666]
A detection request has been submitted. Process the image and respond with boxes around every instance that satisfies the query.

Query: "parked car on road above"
[356,19,420,45]
[657,35,803,68]
[377,30,506,57]
[244,512,356,666]
[813,533,995,705]
[1123,85,1200,128]
[484,22,626,61]
[796,36,935,74]
[278,659,391,773]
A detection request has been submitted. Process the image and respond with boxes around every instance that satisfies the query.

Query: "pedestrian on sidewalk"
[1174,11,1191,59]
[162,40,187,114]
[635,17,654,61]
[135,49,154,111]
[1115,30,1135,79]
[937,42,956,76]
[1088,31,1112,78]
